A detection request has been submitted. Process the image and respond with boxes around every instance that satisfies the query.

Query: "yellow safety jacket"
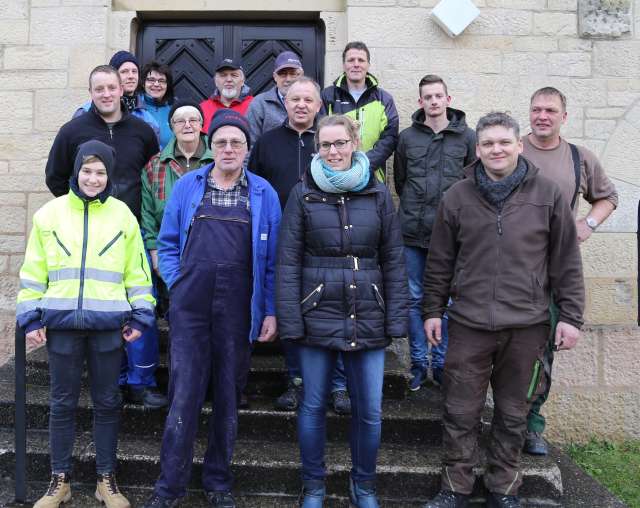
[17,190,155,331]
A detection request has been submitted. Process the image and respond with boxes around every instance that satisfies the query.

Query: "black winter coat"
[276,168,408,351]
[393,107,476,249]
[45,105,159,220]
[248,122,316,210]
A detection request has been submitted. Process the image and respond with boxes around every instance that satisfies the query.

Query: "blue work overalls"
[155,185,252,499]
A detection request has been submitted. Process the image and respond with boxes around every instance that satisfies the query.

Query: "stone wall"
[0,0,638,442]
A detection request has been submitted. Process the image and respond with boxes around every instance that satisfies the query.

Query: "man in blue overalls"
[143,110,281,508]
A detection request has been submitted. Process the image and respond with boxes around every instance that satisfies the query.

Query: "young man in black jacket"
[45,64,166,410]
[393,75,476,392]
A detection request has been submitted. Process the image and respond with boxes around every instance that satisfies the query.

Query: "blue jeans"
[47,330,122,475]
[404,246,448,370]
[297,345,385,483]
[285,341,346,393]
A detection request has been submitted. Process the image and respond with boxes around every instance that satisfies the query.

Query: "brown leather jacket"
[422,157,584,331]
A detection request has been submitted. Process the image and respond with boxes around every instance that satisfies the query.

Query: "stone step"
[16,346,411,400]
[0,381,446,445]
[0,429,563,505]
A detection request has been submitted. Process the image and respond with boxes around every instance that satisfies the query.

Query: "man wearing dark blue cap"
[143,109,281,508]
[201,57,254,132]
[247,50,304,143]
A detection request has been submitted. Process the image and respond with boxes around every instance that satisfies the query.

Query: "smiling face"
[214,68,245,101]
[273,66,304,96]
[117,61,139,95]
[318,124,357,172]
[476,125,523,181]
[529,93,567,143]
[285,80,322,132]
[343,48,370,88]
[144,69,168,101]
[419,82,451,121]
[89,71,123,120]
[78,159,108,197]
[171,106,202,145]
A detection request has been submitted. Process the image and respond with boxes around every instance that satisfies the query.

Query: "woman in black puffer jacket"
[276,115,408,508]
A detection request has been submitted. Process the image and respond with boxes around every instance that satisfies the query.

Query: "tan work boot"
[95,473,131,508]
[34,473,71,507]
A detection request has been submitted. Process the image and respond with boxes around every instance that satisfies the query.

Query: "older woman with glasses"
[141,60,177,149]
[141,100,214,281]
[276,114,408,508]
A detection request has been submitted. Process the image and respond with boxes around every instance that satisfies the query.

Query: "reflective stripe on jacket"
[17,191,155,331]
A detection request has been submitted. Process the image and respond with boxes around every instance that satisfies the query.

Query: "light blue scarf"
[310,151,371,194]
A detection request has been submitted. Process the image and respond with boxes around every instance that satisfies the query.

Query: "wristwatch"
[585,216,599,231]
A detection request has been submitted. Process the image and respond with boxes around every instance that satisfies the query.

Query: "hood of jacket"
[410,107,470,135]
[70,139,116,202]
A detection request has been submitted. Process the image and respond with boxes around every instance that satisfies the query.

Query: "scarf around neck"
[475,156,528,209]
[310,151,370,194]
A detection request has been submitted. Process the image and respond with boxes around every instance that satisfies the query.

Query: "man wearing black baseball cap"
[247,50,304,143]
[201,57,254,132]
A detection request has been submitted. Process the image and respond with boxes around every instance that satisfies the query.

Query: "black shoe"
[125,386,168,409]
[523,430,548,455]
[141,493,180,508]
[487,491,521,508]
[205,490,236,508]
[432,367,443,386]
[409,365,428,391]
[422,489,470,508]
[274,377,303,411]
[331,389,351,415]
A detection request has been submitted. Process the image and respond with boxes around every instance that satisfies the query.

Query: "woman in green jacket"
[17,140,155,508]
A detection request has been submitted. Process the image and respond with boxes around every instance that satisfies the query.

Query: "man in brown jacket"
[421,112,585,508]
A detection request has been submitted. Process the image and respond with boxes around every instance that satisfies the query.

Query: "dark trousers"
[154,264,251,499]
[47,330,122,474]
[440,320,548,495]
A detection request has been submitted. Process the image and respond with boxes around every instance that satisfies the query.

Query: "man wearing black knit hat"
[143,109,281,508]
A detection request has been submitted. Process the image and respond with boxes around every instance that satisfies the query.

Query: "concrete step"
[14,346,410,400]
[0,429,563,504]
[0,381,445,445]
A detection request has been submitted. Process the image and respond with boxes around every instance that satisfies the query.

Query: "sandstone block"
[9,254,23,274]
[35,88,89,132]
[369,48,431,71]
[596,179,640,234]
[2,174,48,193]
[502,52,547,76]
[594,41,640,78]
[453,35,513,50]
[623,391,640,440]
[622,99,640,131]
[69,45,107,89]
[0,134,55,161]
[465,9,531,36]
[320,12,347,52]
[10,159,47,175]
[579,0,632,37]
[552,326,599,388]
[0,161,7,174]
[548,0,578,9]
[30,7,107,45]
[322,52,343,88]
[602,326,640,387]
[586,107,626,119]
[568,137,603,157]
[533,12,577,36]
[108,11,136,50]
[548,52,591,77]
[524,77,607,107]
[0,20,29,44]
[348,7,454,48]
[28,193,53,234]
[347,0,396,4]
[0,276,18,312]
[31,0,61,5]
[0,91,32,134]
[0,0,28,18]
[584,118,617,140]
[584,277,637,325]
[0,193,26,206]
[3,46,69,70]
[0,206,26,234]
[512,36,557,52]
[0,235,25,253]
[486,0,545,8]
[0,71,66,90]
[581,233,637,278]
[426,49,502,75]
[558,38,592,52]
[0,256,8,273]
[601,119,640,183]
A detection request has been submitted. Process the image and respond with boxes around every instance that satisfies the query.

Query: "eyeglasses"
[276,69,302,78]
[145,77,167,85]
[172,117,202,127]
[318,139,351,152]
[212,139,247,150]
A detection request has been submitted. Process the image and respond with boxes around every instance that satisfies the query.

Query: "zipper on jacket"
[98,231,123,256]
[108,126,113,140]
[140,252,149,282]
[298,135,304,178]
[300,283,324,304]
[77,201,89,313]
[52,231,71,256]
[497,212,503,235]
[372,283,385,307]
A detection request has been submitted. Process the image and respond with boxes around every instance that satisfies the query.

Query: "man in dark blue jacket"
[144,110,281,508]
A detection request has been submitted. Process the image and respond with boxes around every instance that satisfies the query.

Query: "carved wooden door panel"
[138,22,324,102]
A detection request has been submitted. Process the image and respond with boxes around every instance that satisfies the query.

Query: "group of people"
[15,38,617,508]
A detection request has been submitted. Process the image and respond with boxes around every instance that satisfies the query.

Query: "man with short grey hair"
[421,112,584,508]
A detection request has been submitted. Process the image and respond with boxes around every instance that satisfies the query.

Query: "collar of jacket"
[410,107,469,135]
[283,118,317,135]
[67,187,108,210]
[209,83,252,103]
[193,162,266,193]
[334,72,379,92]
[88,102,130,125]
[159,134,214,164]
[463,155,539,183]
